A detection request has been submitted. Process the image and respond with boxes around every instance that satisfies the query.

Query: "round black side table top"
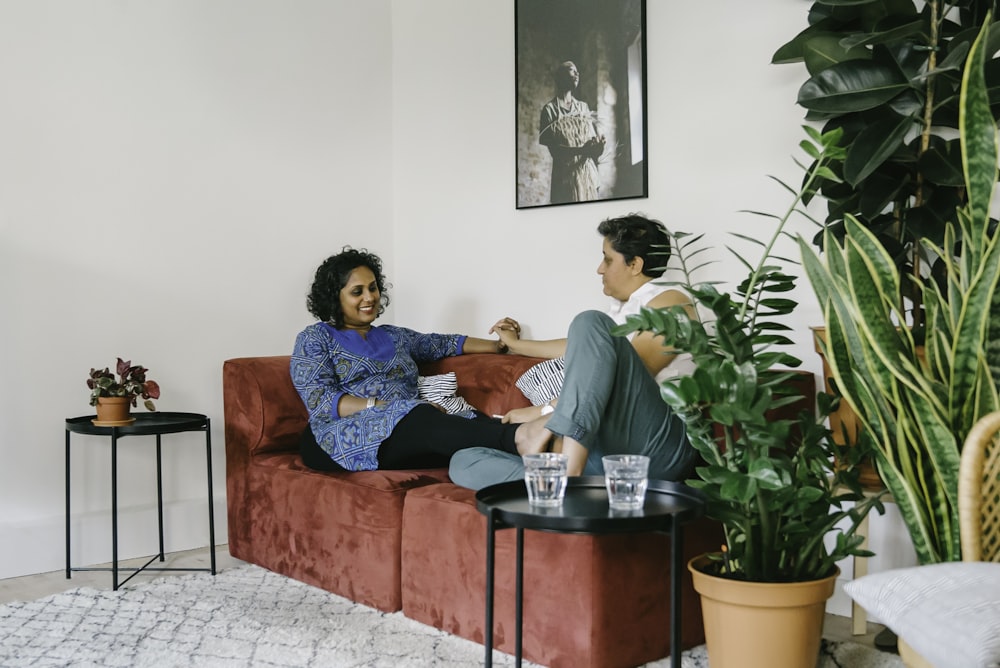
[66,412,209,437]
[476,476,705,533]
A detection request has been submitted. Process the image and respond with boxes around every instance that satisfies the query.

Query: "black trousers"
[299,403,519,471]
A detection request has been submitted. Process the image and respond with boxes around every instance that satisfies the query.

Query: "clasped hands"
[489,316,521,354]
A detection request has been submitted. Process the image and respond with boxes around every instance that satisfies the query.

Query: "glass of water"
[522,452,569,507]
[602,454,650,510]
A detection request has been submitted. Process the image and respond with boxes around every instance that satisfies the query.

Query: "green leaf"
[960,18,999,236]
[798,60,910,114]
[843,115,914,186]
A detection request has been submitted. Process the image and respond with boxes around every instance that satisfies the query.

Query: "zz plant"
[800,20,1000,564]
[618,127,884,583]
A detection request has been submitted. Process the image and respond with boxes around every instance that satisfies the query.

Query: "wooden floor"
[0,544,890,652]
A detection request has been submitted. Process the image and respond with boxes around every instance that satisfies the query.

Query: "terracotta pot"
[688,555,838,668]
[93,396,135,426]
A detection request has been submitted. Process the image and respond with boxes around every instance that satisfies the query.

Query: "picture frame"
[515,0,647,209]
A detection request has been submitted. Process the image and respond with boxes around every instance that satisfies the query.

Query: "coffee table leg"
[671,515,683,668]
[485,508,496,668]
[515,527,524,668]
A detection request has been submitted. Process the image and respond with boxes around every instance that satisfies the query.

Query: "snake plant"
[799,19,1000,564]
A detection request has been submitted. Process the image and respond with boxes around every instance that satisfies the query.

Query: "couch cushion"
[240,452,451,612]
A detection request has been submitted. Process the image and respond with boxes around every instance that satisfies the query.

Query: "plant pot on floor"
[93,397,135,426]
[688,555,838,668]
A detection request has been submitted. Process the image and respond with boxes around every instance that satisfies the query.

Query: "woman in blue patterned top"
[291,247,548,472]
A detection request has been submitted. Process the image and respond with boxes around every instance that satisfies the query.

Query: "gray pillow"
[844,561,1000,668]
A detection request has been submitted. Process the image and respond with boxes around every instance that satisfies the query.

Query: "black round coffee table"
[476,476,705,668]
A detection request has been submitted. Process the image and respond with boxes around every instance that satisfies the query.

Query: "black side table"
[476,476,705,668]
[65,411,217,590]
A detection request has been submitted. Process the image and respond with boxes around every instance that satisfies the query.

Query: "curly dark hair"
[597,214,672,278]
[307,247,390,326]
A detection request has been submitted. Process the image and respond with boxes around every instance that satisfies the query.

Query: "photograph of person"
[515,0,647,209]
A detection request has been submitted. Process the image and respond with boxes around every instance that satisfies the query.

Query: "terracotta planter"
[93,396,135,426]
[688,555,838,668]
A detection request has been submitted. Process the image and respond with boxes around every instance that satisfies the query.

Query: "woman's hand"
[490,317,521,353]
[501,405,543,424]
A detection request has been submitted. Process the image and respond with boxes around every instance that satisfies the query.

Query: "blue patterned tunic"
[290,323,470,471]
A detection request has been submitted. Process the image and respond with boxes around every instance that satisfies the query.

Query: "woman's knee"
[569,310,614,337]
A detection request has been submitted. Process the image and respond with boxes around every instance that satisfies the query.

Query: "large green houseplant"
[621,127,884,582]
[618,129,886,666]
[799,19,1000,565]
[774,0,1000,321]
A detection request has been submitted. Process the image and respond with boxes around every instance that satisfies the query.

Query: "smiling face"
[597,237,644,300]
[339,265,380,330]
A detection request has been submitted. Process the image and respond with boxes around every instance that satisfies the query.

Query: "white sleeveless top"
[606,281,694,383]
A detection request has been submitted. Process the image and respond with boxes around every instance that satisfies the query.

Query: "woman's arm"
[489,317,567,359]
[337,395,385,417]
[630,289,695,377]
[461,337,508,354]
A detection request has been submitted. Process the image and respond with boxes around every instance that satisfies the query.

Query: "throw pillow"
[844,561,1000,668]
[417,372,478,415]
[515,357,566,406]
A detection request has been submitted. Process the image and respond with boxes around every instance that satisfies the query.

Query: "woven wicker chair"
[959,410,1000,563]
[895,410,1000,667]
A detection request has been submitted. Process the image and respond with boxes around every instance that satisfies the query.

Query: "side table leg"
[65,430,71,580]
[206,421,216,575]
[111,429,119,591]
[670,516,684,668]
[515,527,524,668]
[484,508,496,668]
[156,435,165,562]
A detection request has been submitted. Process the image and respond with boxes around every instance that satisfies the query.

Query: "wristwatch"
[540,404,554,416]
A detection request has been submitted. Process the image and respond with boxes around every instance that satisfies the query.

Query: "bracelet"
[366,397,376,409]
[540,404,554,416]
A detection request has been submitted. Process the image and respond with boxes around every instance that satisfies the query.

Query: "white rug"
[0,564,903,667]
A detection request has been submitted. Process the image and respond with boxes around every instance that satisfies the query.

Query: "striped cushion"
[844,562,1000,668]
[417,372,477,415]
[515,357,566,406]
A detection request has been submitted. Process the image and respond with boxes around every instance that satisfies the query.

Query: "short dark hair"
[307,247,390,326]
[597,214,671,278]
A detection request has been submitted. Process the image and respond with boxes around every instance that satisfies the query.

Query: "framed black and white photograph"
[515,0,647,209]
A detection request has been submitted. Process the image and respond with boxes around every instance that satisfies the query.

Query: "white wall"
[389,0,916,617]
[1,0,915,618]
[0,0,393,578]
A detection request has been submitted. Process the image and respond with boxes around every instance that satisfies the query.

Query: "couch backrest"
[223,353,542,457]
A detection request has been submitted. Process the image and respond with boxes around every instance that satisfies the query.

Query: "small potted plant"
[88,357,161,425]
[617,127,885,668]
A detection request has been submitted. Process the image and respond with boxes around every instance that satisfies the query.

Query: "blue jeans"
[449,310,693,490]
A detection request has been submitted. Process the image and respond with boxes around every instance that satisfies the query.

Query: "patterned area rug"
[0,565,903,667]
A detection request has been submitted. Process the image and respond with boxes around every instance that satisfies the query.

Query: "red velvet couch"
[223,353,721,668]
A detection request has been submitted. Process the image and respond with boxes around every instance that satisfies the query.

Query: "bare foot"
[515,415,553,455]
